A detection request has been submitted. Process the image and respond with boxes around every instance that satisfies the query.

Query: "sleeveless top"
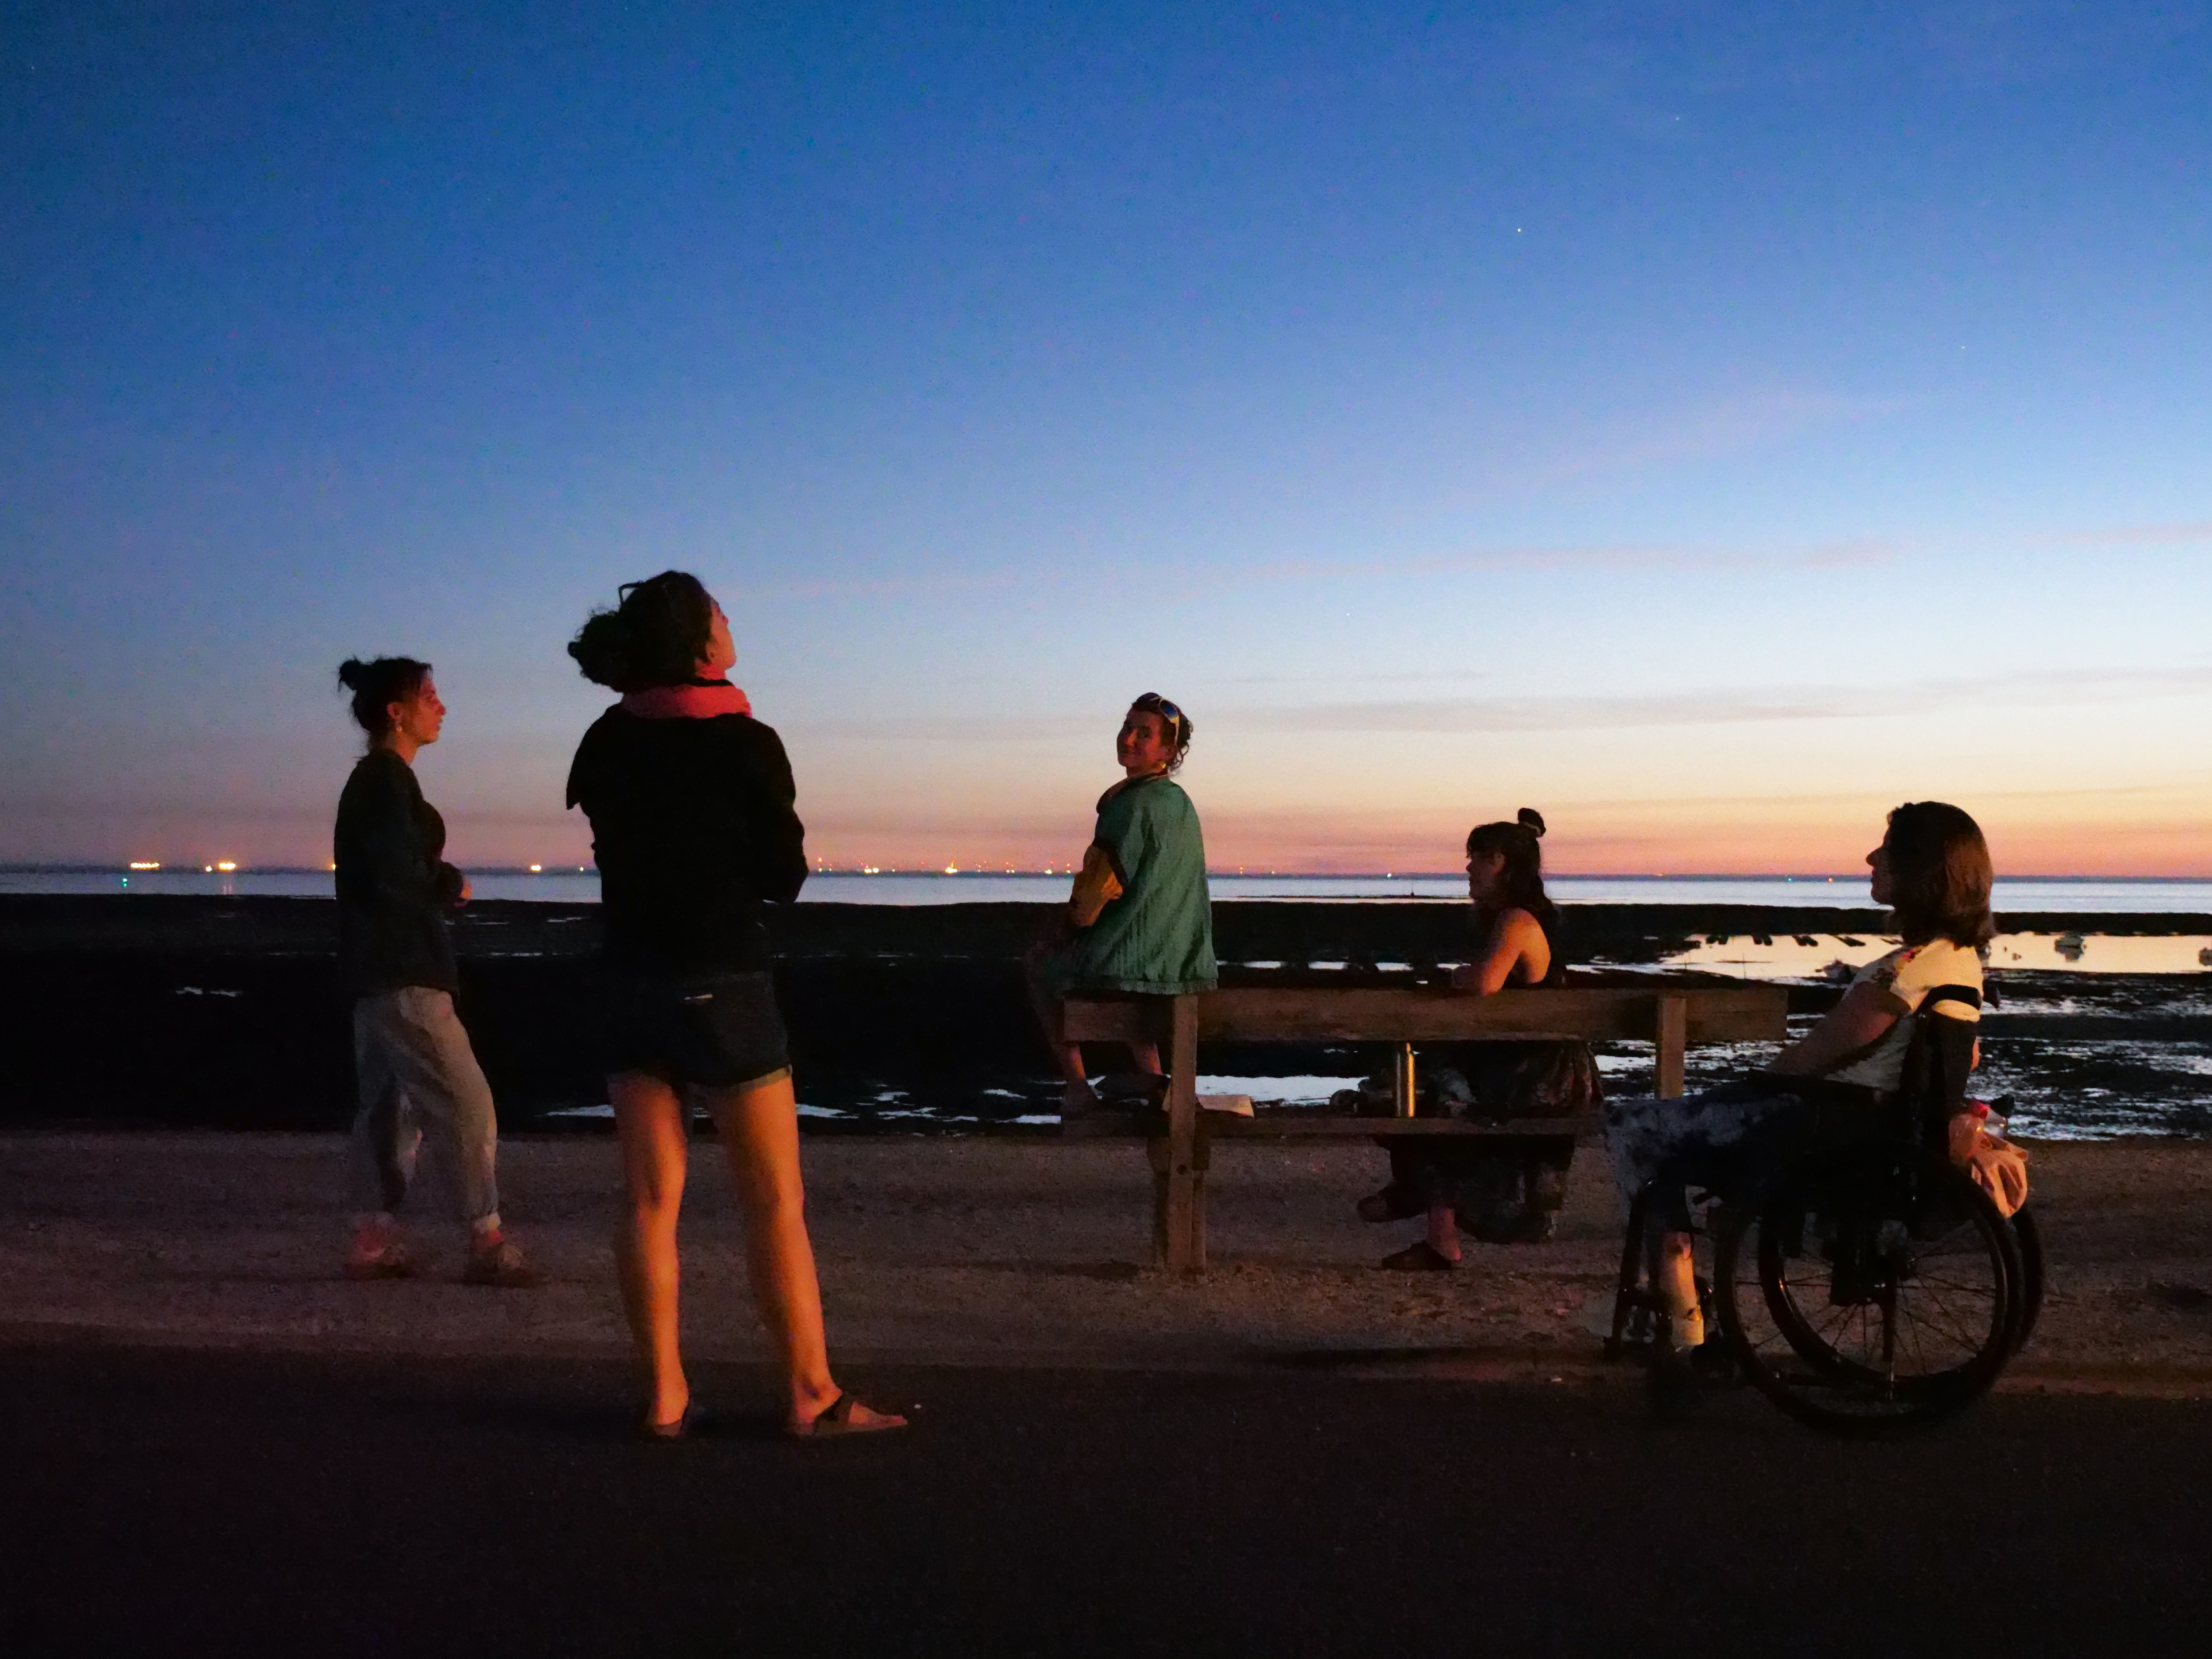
[1427,904,1598,1122]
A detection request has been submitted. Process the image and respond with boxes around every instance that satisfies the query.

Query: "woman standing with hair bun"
[332,657,535,1287]
[564,572,904,1440]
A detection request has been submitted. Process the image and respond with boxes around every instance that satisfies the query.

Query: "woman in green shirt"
[1027,694,1218,1117]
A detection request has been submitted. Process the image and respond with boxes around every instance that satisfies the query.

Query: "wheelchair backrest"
[1893,983,1983,1145]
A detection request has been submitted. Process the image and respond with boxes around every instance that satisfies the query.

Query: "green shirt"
[1069,774,1217,995]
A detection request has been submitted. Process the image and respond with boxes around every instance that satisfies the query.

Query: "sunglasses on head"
[1130,693,1183,728]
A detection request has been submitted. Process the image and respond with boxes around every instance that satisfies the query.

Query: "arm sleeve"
[739,724,809,904]
[1094,787,1155,890]
[1885,944,1983,1022]
[1068,842,1125,928]
[349,764,439,918]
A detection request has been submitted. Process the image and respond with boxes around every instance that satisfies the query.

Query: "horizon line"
[4,863,2202,884]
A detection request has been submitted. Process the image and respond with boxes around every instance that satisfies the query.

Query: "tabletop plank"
[1062,985,1787,1045]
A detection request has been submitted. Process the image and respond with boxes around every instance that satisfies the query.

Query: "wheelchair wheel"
[1715,1146,2021,1435]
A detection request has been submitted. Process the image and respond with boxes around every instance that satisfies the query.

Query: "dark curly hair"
[567,572,716,692]
[1126,693,1194,773]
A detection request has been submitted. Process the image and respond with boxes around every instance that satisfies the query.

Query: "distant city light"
[128,861,160,871]
[215,860,238,872]
[944,864,958,874]
[528,863,543,873]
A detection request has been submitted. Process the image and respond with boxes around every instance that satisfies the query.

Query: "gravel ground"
[5,1130,2212,1388]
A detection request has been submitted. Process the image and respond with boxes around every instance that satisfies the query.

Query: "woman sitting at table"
[1362,809,1601,1269]
[1605,801,1997,1387]
[1026,694,1218,1117]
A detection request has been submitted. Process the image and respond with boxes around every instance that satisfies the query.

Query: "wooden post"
[1162,993,1205,1271]
[1655,994,1688,1099]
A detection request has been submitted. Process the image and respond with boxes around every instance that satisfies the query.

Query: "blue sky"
[5,2,2209,873]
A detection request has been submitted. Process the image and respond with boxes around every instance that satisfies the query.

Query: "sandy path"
[4,1132,2212,1389]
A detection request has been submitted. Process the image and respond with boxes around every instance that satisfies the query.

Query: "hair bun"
[1516,807,1546,838]
[336,657,369,692]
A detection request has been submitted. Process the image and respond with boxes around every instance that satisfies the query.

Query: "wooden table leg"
[1161,992,1205,1271]
[1146,1135,1173,1265]
[1655,994,1688,1099]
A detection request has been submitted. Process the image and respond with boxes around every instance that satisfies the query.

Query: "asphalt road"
[3,1345,2207,1657]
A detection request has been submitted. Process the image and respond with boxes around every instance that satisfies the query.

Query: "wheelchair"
[1607,985,2042,1435]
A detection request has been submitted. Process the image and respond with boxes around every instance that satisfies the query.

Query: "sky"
[4,1,2210,877]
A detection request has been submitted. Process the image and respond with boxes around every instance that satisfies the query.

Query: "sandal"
[1378,1241,1459,1271]
[640,1400,697,1442]
[787,1391,909,1439]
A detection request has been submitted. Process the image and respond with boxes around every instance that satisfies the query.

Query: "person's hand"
[1446,964,1479,991]
[455,875,472,907]
[1949,1108,2029,1216]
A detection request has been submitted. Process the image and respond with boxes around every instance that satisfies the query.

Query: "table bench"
[1062,984,1792,1271]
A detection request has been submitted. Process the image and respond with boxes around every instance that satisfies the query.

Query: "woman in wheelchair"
[1605,801,2000,1380]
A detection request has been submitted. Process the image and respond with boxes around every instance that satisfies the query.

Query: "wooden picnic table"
[1062,983,1792,1271]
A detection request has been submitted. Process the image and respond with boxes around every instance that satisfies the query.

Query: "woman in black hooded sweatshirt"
[565,572,903,1440]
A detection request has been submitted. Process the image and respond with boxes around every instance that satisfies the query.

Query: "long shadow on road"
[3,1344,2206,1656]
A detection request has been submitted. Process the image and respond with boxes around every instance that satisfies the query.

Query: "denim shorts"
[602,969,791,1091]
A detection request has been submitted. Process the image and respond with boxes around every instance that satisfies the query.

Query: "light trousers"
[349,986,501,1232]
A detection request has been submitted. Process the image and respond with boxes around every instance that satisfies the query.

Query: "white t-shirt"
[1822,938,1985,1092]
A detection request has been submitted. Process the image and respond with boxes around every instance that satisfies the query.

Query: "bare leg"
[610,1071,691,1427]
[707,1072,902,1431]
[1656,1228,1704,1347]
[1424,1202,1462,1263]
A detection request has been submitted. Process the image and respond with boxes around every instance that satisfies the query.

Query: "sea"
[11,865,2212,913]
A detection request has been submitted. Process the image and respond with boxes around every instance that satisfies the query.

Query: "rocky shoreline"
[1,895,2206,1136]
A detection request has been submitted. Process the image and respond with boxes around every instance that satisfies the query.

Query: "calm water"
[10,867,2212,912]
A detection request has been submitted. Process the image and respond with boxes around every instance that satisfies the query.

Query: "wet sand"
[7,1130,2212,1391]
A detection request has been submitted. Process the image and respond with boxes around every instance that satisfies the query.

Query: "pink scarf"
[619,680,754,720]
